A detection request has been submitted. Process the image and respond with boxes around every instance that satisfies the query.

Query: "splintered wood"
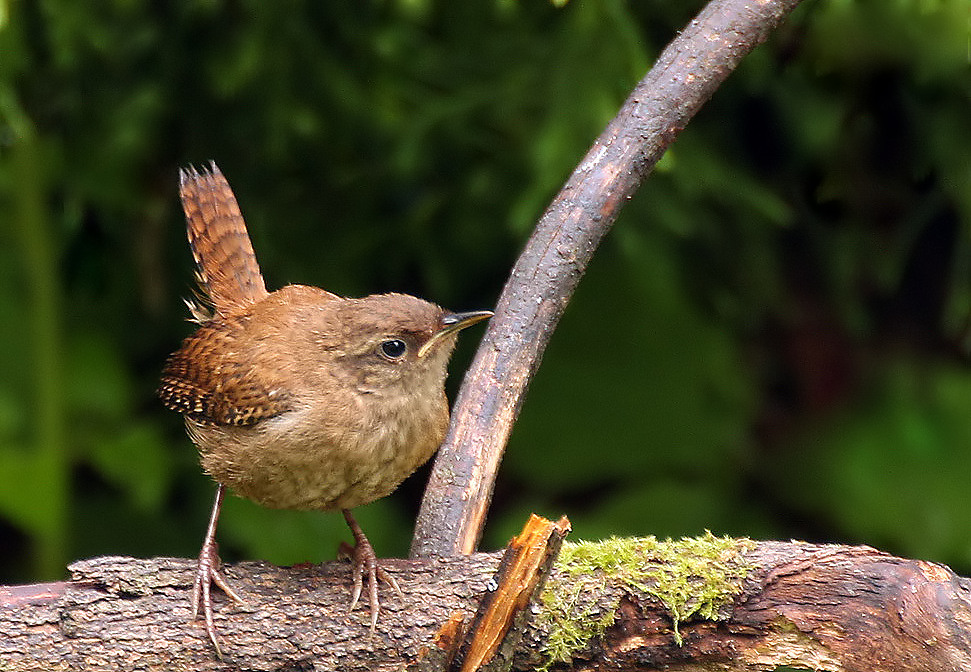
[436,514,571,672]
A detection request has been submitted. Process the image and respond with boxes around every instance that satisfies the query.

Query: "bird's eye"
[379,339,408,359]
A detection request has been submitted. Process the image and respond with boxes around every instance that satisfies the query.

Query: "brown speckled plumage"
[159,315,293,427]
[158,163,490,655]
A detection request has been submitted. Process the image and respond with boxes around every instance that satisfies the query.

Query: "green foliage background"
[1,0,969,585]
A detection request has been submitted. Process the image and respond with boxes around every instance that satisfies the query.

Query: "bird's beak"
[418,310,493,358]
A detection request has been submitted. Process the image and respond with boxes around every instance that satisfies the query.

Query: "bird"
[158,162,491,654]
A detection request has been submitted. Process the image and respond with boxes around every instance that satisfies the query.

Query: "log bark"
[410,0,807,559]
[2,539,969,671]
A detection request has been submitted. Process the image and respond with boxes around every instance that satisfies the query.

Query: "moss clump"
[537,531,756,670]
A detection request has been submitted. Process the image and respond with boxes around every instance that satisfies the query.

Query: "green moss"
[537,532,756,670]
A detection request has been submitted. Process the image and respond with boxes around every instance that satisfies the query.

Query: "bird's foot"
[191,485,244,657]
[192,536,244,657]
[340,510,403,631]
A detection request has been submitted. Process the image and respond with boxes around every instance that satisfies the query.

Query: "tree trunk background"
[2,538,969,671]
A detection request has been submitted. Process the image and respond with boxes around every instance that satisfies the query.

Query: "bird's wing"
[158,319,291,427]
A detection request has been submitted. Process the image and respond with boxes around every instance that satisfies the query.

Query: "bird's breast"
[191,388,448,511]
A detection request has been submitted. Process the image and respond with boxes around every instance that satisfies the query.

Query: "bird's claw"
[340,511,402,631]
[192,537,244,657]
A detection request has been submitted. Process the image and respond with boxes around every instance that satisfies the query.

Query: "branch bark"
[410,0,807,559]
[3,539,969,671]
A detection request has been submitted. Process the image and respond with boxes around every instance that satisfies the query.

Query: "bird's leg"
[192,484,244,656]
[339,509,403,631]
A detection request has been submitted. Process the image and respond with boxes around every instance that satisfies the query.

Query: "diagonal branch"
[411,0,806,559]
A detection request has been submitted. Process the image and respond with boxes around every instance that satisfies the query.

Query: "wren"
[158,163,491,654]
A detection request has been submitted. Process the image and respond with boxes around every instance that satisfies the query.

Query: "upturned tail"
[179,162,268,318]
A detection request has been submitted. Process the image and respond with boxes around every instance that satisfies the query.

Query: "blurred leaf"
[65,331,132,421]
[0,445,56,535]
[565,480,765,542]
[778,359,971,567]
[88,422,173,512]
[504,229,756,498]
